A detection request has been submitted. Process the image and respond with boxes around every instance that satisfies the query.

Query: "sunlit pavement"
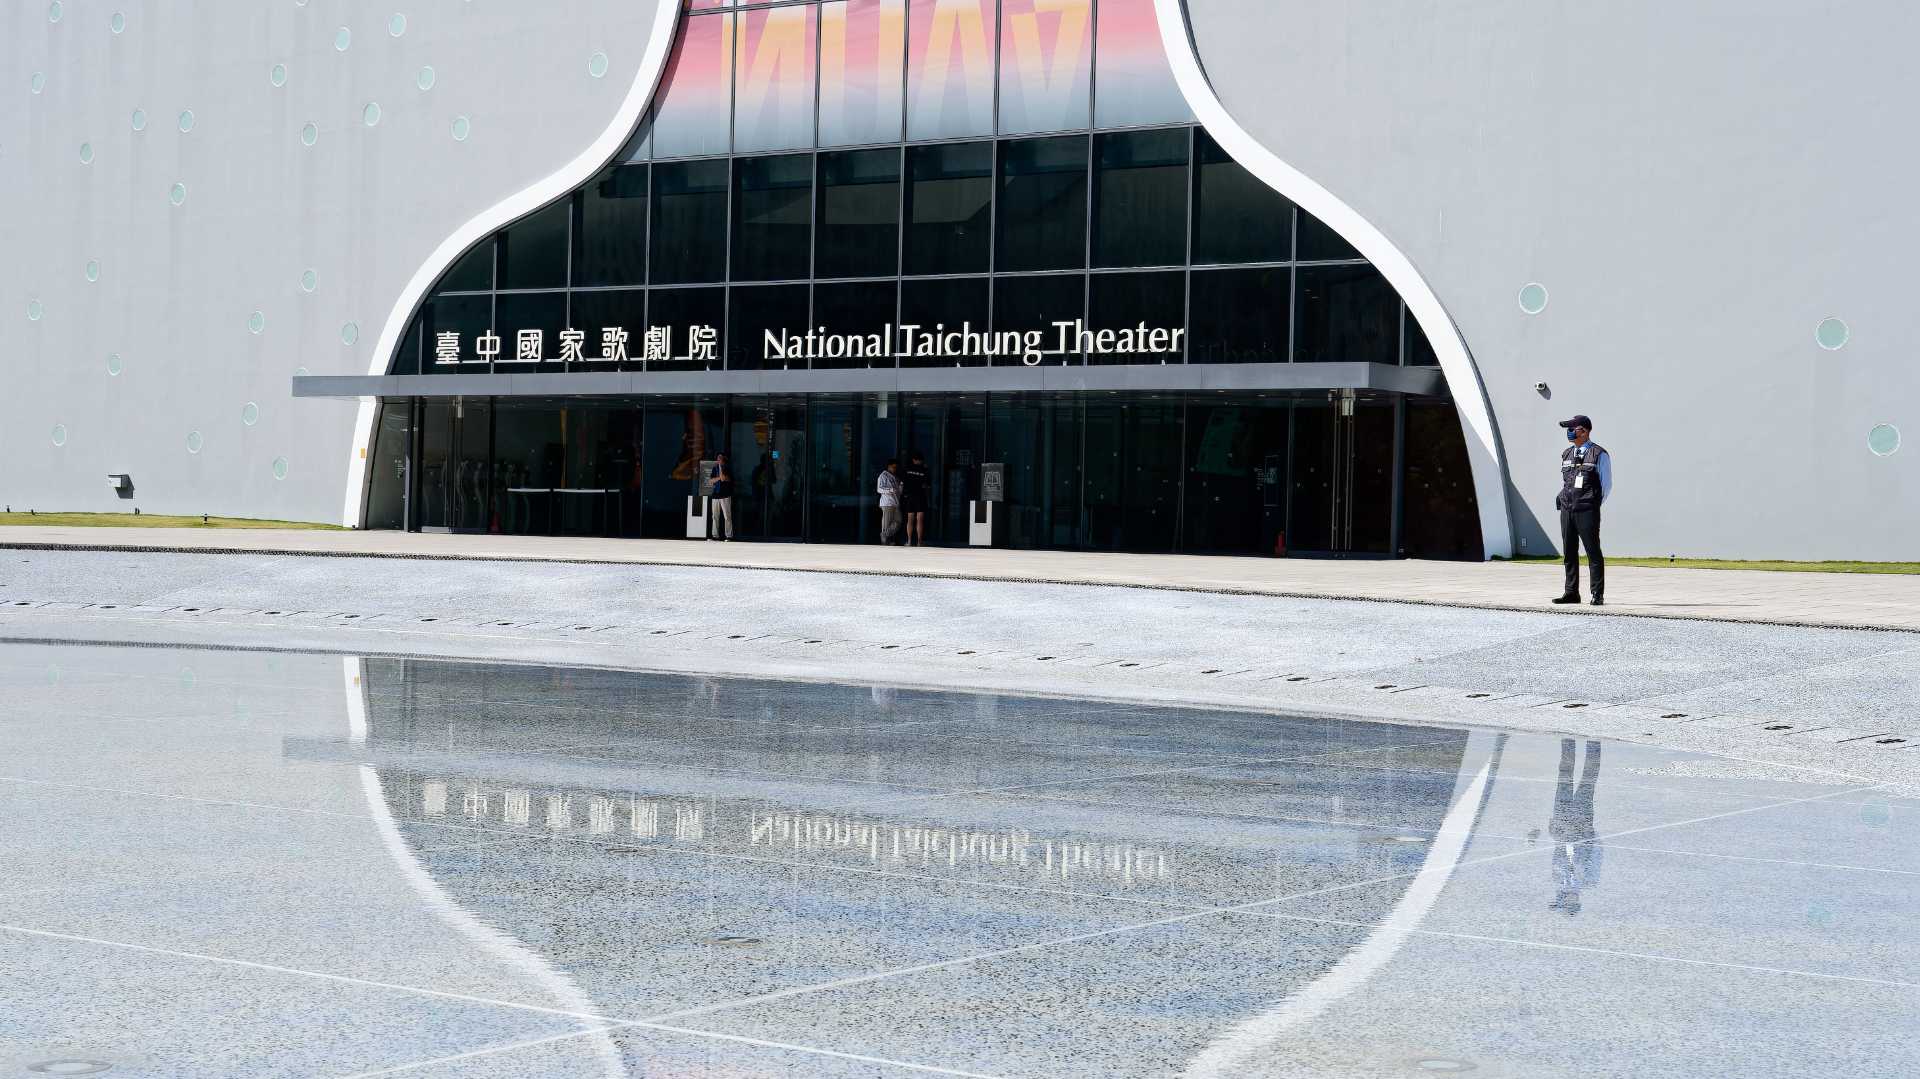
[5,526,1919,631]
[2,645,1915,1077]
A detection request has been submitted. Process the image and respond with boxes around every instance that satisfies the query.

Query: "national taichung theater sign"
[296,0,1484,561]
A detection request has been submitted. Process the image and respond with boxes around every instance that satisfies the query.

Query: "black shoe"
[1551,594,1581,604]
[1590,597,1604,607]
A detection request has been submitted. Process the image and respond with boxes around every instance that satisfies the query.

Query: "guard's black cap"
[1558,415,1593,430]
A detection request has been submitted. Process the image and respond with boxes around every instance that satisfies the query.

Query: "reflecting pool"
[0,645,1913,1077]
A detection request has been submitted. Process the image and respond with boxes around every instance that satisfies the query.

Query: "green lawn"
[0,512,341,530]
[1503,555,1920,575]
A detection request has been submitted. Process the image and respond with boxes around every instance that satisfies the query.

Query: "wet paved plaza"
[2,643,1915,1077]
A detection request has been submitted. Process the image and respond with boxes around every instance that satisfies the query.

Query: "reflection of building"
[19,2,1905,558]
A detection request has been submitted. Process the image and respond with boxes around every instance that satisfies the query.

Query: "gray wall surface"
[1189,0,1918,560]
[1,0,667,523]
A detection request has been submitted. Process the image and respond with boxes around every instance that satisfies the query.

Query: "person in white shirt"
[876,459,903,545]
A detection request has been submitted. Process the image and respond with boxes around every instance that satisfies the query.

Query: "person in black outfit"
[708,452,734,541]
[1551,415,1611,606]
[901,451,932,546]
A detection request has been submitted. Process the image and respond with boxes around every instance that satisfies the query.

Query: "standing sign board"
[697,459,717,497]
[980,462,1006,503]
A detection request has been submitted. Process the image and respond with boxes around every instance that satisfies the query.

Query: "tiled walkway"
[3,526,1915,632]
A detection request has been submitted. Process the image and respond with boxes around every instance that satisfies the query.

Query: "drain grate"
[1563,702,1588,709]
[704,934,763,947]
[957,649,976,655]
[1375,684,1397,690]
[1036,656,1054,661]
[1875,737,1908,746]
[1201,669,1221,675]
[1661,713,1687,719]
[1465,692,1490,699]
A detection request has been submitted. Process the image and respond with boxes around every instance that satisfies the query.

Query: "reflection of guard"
[1548,739,1603,915]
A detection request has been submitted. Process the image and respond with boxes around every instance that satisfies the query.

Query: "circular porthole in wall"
[247,311,266,334]
[272,457,290,480]
[27,300,44,321]
[300,122,318,146]
[131,107,147,131]
[186,431,204,454]
[334,27,351,51]
[1868,424,1901,457]
[389,13,407,37]
[84,259,99,283]
[362,102,381,127]
[110,12,126,34]
[51,424,68,447]
[271,63,288,87]
[241,402,260,426]
[451,115,471,141]
[587,52,610,79]
[417,66,435,90]
[169,181,187,205]
[106,353,123,376]
[79,142,94,164]
[177,109,195,133]
[49,2,63,24]
[1517,282,1549,315]
[31,72,47,94]
[300,269,317,292]
[1815,317,1850,350]
[340,322,359,345]
[293,366,309,377]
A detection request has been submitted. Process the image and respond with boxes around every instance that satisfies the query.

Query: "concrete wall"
[1187,0,1919,560]
[1,0,666,523]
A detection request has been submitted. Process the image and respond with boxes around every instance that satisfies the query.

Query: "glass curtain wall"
[393,3,1433,380]
[371,393,1481,557]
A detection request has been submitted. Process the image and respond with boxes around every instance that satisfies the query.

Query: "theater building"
[8,2,1912,561]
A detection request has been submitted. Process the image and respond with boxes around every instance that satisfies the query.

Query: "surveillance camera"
[1533,382,1548,392]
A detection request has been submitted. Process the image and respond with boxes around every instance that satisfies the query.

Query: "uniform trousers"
[1560,507,1603,599]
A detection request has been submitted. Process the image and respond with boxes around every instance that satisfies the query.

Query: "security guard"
[1552,414,1611,606]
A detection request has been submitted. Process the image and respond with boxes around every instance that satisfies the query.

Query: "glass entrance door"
[1288,395,1394,555]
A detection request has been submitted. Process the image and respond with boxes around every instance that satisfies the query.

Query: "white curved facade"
[6,1,1912,560]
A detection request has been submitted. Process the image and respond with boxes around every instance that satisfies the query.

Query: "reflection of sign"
[435,319,1184,368]
[697,459,718,497]
[981,462,1005,502]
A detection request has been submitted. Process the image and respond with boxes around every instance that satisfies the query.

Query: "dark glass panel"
[1287,403,1334,552]
[1192,127,1292,264]
[1181,399,1288,554]
[421,294,492,370]
[817,148,901,279]
[903,142,992,275]
[1406,308,1439,366]
[733,154,813,282]
[727,398,808,540]
[1297,209,1363,261]
[808,396,867,544]
[567,289,649,370]
[986,395,1081,549]
[1294,265,1397,365]
[420,400,492,531]
[899,277,989,367]
[493,292,568,372]
[812,281,898,368]
[390,312,423,375]
[1093,129,1188,268]
[1188,267,1288,364]
[364,401,411,530]
[997,135,1088,272]
[1083,398,1179,551]
[416,402,453,529]
[439,238,494,292]
[728,283,811,370]
[651,160,730,285]
[497,200,570,290]
[1087,271,1184,365]
[492,405,563,535]
[938,396,988,542]
[576,165,648,287]
[647,287,727,370]
[1401,401,1483,560]
[1349,404,1396,554]
[991,273,1084,364]
[640,400,724,537]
